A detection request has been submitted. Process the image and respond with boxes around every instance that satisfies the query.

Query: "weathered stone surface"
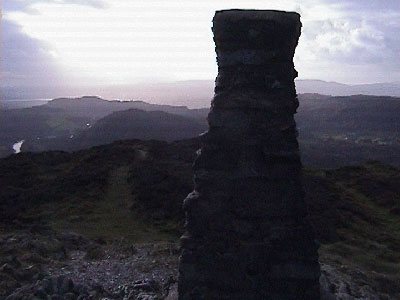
[178,9,321,300]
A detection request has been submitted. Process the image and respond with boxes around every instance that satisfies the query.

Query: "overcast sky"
[2,0,400,89]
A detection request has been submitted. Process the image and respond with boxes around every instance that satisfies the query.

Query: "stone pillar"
[178,9,320,300]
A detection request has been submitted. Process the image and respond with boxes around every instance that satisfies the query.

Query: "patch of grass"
[321,241,400,275]
[46,115,84,133]
[304,167,326,177]
[35,166,177,244]
[315,164,400,297]
[84,246,104,260]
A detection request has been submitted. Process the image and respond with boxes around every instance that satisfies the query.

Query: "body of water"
[2,99,50,110]
[13,140,25,154]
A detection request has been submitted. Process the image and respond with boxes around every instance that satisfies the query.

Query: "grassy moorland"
[0,139,399,298]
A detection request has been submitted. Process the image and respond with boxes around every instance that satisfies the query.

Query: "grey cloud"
[2,0,107,88]
[305,20,397,66]
[321,0,400,11]
[301,0,400,76]
[1,19,66,87]
[3,0,107,13]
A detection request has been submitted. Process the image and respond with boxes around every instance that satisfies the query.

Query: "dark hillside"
[297,94,400,136]
[297,94,400,168]
[45,96,209,122]
[72,109,206,149]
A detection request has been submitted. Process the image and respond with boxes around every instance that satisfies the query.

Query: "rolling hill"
[296,94,400,167]
[73,109,207,149]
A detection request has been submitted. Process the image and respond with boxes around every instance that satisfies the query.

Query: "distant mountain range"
[295,80,400,98]
[45,96,208,121]
[2,94,400,167]
[0,96,208,156]
[3,80,400,108]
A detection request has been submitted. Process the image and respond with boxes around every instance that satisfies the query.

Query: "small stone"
[42,278,53,294]
[136,293,158,300]
[64,292,76,300]
[133,282,152,292]
[20,253,47,264]
[34,288,48,300]
[0,264,15,277]
[1,256,21,268]
[60,277,74,294]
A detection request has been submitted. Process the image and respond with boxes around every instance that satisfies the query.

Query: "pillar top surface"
[213,9,300,25]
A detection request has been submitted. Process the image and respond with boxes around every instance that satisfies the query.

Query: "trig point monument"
[178,9,321,300]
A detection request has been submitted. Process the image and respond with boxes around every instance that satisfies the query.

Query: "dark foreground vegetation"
[0,139,399,299]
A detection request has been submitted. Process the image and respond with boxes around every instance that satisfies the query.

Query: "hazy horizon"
[3,79,400,109]
[2,0,400,99]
